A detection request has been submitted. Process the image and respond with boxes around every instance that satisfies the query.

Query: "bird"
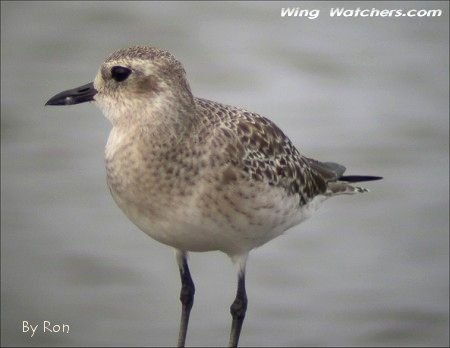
[46,45,382,347]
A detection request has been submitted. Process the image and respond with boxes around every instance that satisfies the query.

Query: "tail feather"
[327,175,381,196]
[327,182,370,195]
[339,175,383,183]
[306,157,382,195]
[306,158,382,183]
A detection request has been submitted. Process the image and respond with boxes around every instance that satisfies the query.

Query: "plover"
[46,46,381,347]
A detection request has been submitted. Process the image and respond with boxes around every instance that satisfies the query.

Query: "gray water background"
[1,1,449,346]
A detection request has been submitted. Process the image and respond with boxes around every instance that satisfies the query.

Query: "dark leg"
[176,251,195,348]
[228,269,248,347]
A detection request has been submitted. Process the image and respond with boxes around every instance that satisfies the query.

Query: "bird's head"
[46,46,195,126]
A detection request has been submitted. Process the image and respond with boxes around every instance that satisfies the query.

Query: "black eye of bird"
[111,66,132,82]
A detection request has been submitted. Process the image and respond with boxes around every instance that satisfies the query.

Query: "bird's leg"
[176,250,195,348]
[229,256,248,348]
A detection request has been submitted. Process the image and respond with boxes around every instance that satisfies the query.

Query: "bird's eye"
[111,66,132,82]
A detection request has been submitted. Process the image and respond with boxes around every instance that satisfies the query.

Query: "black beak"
[45,82,97,106]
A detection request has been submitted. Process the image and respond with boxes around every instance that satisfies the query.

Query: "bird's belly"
[109,189,241,253]
[108,171,326,256]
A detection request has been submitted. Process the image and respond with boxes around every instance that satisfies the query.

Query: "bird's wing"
[304,158,346,181]
[194,98,329,205]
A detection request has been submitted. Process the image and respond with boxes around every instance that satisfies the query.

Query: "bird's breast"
[104,127,201,221]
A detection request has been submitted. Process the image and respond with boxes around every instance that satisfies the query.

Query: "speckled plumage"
[46,45,380,347]
[91,45,374,256]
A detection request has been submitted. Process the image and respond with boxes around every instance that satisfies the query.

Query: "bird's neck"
[109,92,199,142]
[104,94,200,194]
